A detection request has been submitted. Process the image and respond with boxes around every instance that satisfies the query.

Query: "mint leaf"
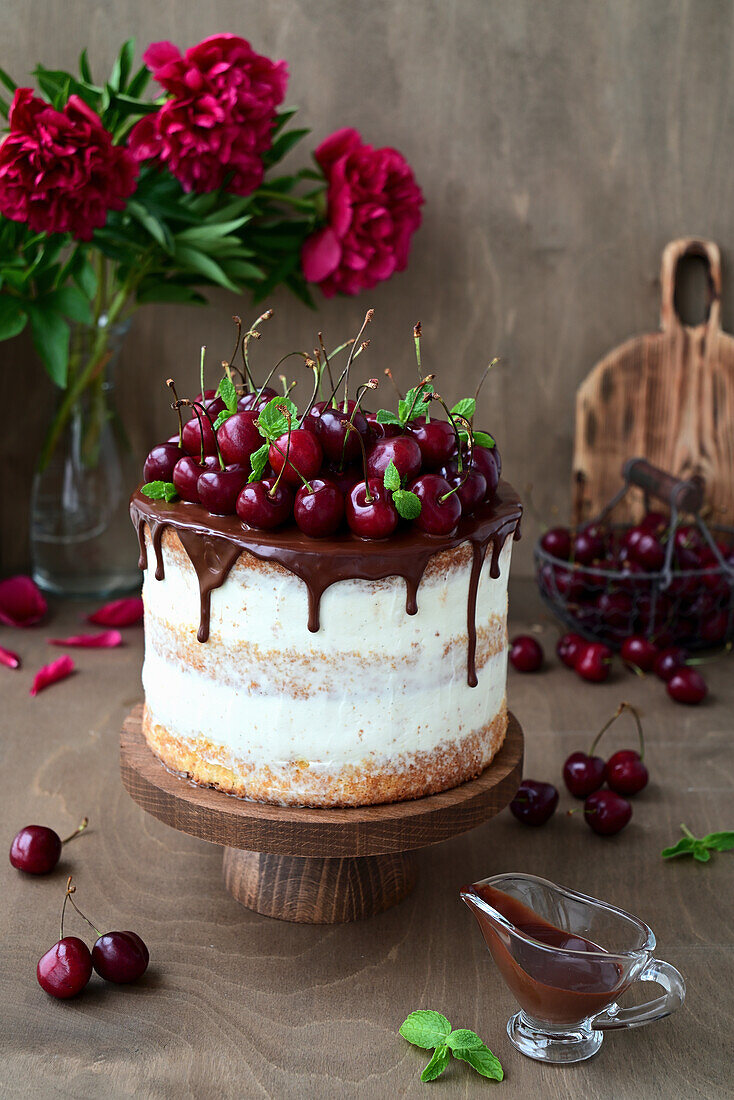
[693,844,711,863]
[399,1011,452,1050]
[216,375,238,415]
[256,395,298,442]
[451,397,476,421]
[662,838,696,859]
[446,1029,484,1051]
[702,831,734,851]
[141,480,178,502]
[213,409,232,430]
[400,385,431,424]
[383,460,401,493]
[375,409,402,426]
[473,430,496,449]
[420,1045,451,1083]
[393,489,422,521]
[247,442,269,483]
[453,1044,503,1081]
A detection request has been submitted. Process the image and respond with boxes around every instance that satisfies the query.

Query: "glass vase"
[30,319,141,598]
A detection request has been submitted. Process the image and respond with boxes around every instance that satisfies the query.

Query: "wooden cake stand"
[120,705,523,924]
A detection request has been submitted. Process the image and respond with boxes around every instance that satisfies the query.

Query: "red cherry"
[365,411,402,440]
[194,388,226,418]
[236,478,294,529]
[37,936,93,999]
[641,510,667,533]
[606,750,649,796]
[172,455,218,504]
[440,468,487,514]
[509,780,559,826]
[556,632,586,669]
[366,435,422,483]
[294,479,344,537]
[632,531,665,571]
[509,635,543,672]
[469,444,500,498]
[410,474,462,535]
[345,480,399,539]
[10,817,88,875]
[667,667,708,705]
[269,428,323,488]
[573,527,605,564]
[540,527,572,560]
[653,646,688,682]
[408,417,455,468]
[583,790,632,835]
[316,404,369,465]
[143,441,183,483]
[563,751,606,798]
[575,642,613,682]
[182,411,217,457]
[92,931,149,984]
[197,464,249,515]
[238,386,277,412]
[217,410,261,466]
[620,635,658,672]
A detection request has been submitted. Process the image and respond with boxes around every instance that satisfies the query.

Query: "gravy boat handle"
[591,957,686,1031]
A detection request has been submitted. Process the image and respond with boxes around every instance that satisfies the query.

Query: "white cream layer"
[141,535,512,768]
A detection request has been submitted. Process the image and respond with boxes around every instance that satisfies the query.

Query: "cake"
[131,315,522,807]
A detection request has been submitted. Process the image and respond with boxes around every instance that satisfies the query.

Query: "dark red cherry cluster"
[537,509,734,651]
[141,313,503,540]
[37,878,148,999]
[510,702,647,836]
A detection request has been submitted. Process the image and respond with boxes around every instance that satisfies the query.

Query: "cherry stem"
[403,375,435,424]
[257,351,309,404]
[199,346,206,403]
[61,817,88,847]
[687,640,732,667]
[167,379,183,447]
[384,367,403,402]
[242,309,274,392]
[226,316,247,391]
[440,413,474,502]
[589,701,645,761]
[345,420,373,502]
[338,379,378,470]
[298,359,322,426]
[413,321,423,379]
[325,341,369,408]
[318,332,336,400]
[269,405,293,497]
[474,357,499,409]
[343,309,374,412]
[429,391,464,474]
[64,876,103,939]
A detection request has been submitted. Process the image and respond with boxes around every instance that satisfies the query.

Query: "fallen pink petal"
[0,575,48,627]
[48,630,123,648]
[86,597,144,627]
[0,644,21,670]
[29,655,75,696]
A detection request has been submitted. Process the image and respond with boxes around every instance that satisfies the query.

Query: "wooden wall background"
[3,0,734,575]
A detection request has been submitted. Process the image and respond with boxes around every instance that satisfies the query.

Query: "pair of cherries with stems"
[37,877,148,999]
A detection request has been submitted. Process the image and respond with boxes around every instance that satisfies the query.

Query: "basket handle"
[623,458,704,513]
[659,237,722,333]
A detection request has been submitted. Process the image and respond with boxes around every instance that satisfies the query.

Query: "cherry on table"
[294,479,344,537]
[10,817,88,875]
[575,642,613,682]
[410,474,462,535]
[509,779,559,826]
[236,478,294,529]
[583,790,632,835]
[620,635,658,672]
[563,751,606,799]
[653,646,688,682]
[92,931,149,984]
[37,937,93,999]
[540,527,572,560]
[606,750,649,796]
[557,632,587,669]
[667,667,708,705]
[509,635,544,672]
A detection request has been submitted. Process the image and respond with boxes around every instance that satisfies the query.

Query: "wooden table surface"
[1,579,731,1099]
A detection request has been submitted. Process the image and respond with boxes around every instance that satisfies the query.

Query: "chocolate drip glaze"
[130,481,522,683]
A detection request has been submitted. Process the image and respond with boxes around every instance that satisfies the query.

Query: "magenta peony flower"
[301,128,424,298]
[130,35,288,195]
[0,89,137,241]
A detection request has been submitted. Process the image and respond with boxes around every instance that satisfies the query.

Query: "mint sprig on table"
[662,824,734,863]
[141,480,178,502]
[399,1011,503,1084]
[383,460,422,520]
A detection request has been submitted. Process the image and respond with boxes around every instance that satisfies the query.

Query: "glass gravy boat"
[461,873,685,1063]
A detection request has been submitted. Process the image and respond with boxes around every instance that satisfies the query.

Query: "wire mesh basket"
[534,458,734,650]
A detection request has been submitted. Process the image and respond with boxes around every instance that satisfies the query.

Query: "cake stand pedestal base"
[120,705,523,924]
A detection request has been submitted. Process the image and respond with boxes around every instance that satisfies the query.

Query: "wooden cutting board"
[572,238,734,525]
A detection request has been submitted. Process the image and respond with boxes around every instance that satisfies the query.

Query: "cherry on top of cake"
[139,309,504,541]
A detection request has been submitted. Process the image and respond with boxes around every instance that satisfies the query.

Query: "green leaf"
[393,490,422,521]
[701,831,734,852]
[473,430,496,449]
[399,385,432,424]
[0,66,18,94]
[375,409,402,426]
[44,286,93,324]
[109,39,135,92]
[141,480,178,502]
[128,201,173,252]
[213,409,232,430]
[399,1011,452,1050]
[126,64,151,99]
[446,1029,484,1051]
[256,395,298,442]
[662,838,696,860]
[27,307,70,387]
[247,442,270,483]
[383,460,401,493]
[216,375,238,415]
[0,298,27,340]
[451,397,476,420]
[78,48,93,84]
[177,216,252,243]
[420,1046,451,1083]
[73,257,98,300]
[136,283,207,306]
[453,1044,503,1081]
[265,127,310,166]
[173,245,239,292]
[693,844,711,863]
